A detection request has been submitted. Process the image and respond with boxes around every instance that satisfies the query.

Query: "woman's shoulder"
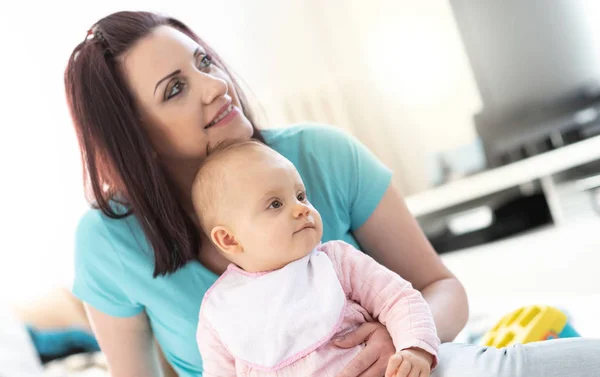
[262,123,363,171]
[77,206,138,240]
[262,123,353,150]
[75,208,110,245]
[75,207,151,264]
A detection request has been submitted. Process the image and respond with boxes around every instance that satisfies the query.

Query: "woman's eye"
[198,54,212,70]
[269,200,283,209]
[165,81,185,100]
[297,192,306,201]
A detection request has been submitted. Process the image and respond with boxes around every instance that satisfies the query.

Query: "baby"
[192,140,440,377]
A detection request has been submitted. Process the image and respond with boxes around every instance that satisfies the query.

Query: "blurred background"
[1,0,600,370]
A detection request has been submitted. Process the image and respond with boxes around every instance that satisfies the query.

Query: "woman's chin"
[210,120,254,144]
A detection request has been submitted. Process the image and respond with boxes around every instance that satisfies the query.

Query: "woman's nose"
[195,72,228,105]
[293,203,310,218]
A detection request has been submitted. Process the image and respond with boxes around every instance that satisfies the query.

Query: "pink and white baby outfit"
[196,240,440,377]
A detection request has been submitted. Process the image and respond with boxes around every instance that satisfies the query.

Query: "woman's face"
[121,26,254,161]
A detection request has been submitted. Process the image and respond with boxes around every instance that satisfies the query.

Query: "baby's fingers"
[395,359,412,377]
[385,354,402,377]
[385,355,402,377]
[408,366,420,377]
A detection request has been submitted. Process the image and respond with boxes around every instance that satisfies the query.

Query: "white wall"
[0,1,480,303]
[251,0,482,194]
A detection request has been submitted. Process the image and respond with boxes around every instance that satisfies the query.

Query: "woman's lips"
[205,103,236,129]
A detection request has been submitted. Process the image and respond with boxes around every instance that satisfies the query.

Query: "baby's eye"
[297,192,307,201]
[269,200,283,209]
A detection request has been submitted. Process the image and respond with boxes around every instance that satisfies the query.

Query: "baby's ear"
[210,226,243,255]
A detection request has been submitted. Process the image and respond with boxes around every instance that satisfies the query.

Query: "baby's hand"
[385,348,433,377]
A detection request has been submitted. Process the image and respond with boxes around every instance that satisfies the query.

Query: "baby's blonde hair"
[192,139,270,235]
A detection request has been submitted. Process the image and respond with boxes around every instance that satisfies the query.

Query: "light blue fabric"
[434,340,600,377]
[72,124,392,376]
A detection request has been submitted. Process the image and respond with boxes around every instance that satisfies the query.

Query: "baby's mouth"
[294,222,315,234]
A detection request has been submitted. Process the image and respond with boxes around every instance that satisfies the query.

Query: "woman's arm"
[354,184,469,342]
[156,339,179,377]
[85,304,167,377]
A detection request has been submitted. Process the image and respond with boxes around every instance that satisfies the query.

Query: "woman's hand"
[333,322,395,377]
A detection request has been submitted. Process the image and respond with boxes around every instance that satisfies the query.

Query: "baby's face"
[222,149,323,272]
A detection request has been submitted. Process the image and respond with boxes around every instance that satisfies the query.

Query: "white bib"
[201,250,346,369]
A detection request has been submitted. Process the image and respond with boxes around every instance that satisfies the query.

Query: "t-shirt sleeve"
[309,125,393,230]
[72,211,143,317]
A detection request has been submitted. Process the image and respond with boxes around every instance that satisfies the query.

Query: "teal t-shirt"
[72,124,392,376]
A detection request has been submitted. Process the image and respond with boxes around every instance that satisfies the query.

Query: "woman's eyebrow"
[154,70,181,95]
[153,49,202,95]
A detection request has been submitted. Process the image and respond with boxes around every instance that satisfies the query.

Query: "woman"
[65,11,600,377]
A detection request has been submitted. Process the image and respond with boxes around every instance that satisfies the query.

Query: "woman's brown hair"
[64,11,263,277]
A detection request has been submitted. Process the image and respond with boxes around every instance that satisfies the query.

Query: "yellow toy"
[481,305,580,348]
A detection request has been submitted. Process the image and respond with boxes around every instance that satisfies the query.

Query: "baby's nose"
[293,203,310,218]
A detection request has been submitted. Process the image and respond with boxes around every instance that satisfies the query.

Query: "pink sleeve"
[196,313,238,377]
[321,241,440,367]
